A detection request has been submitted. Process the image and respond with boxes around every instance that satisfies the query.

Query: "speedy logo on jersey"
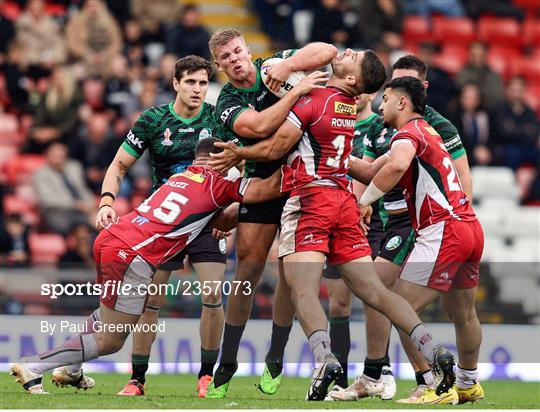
[334,101,356,115]
[127,130,143,149]
[181,171,206,183]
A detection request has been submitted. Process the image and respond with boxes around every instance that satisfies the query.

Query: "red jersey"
[282,87,356,192]
[391,118,476,230]
[106,166,250,266]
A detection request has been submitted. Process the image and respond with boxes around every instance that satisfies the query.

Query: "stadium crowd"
[1,0,539,321]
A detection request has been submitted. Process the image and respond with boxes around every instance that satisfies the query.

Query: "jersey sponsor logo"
[257,90,268,101]
[131,215,150,226]
[352,241,369,249]
[161,128,173,146]
[331,118,355,128]
[424,126,439,136]
[334,101,356,115]
[362,135,372,147]
[170,161,191,174]
[199,128,212,140]
[220,106,241,123]
[435,271,451,285]
[248,103,255,110]
[298,96,312,107]
[183,172,205,183]
[299,233,323,245]
[240,206,248,214]
[118,250,128,260]
[178,127,195,133]
[166,181,189,189]
[385,235,402,251]
[445,135,461,149]
[127,129,143,149]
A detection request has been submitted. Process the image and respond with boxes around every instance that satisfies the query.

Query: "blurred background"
[0,0,539,326]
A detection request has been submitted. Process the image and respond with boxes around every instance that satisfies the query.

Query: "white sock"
[423,370,435,387]
[456,365,478,389]
[308,330,332,365]
[410,324,436,364]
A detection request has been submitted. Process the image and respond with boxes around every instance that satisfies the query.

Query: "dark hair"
[392,55,428,80]
[174,55,212,81]
[181,4,199,15]
[360,49,387,93]
[195,137,224,158]
[384,76,427,115]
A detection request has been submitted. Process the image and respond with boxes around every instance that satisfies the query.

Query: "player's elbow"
[388,160,409,175]
[311,43,338,64]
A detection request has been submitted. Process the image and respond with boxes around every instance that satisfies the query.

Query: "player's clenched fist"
[95,205,117,230]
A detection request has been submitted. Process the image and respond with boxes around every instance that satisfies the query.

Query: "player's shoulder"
[423,105,458,136]
[139,103,170,124]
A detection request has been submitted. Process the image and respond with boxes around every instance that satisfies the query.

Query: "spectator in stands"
[104,54,132,115]
[310,0,349,47]
[130,0,181,40]
[0,213,30,268]
[464,0,524,21]
[65,0,122,77]
[404,0,464,18]
[122,19,149,68]
[58,223,95,269]
[77,112,118,193]
[2,40,31,112]
[155,53,177,105]
[33,142,95,235]
[15,0,66,72]
[165,4,210,60]
[353,0,404,49]
[0,0,15,65]
[252,0,296,50]
[417,41,457,117]
[26,66,83,154]
[449,83,492,166]
[457,42,505,111]
[492,77,540,170]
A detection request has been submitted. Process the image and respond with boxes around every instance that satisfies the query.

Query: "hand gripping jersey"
[106,166,250,266]
[391,118,476,230]
[282,87,356,192]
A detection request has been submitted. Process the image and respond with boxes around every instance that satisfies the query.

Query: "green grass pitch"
[1,373,539,409]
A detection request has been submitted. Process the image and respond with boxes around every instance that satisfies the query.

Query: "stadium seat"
[4,154,46,186]
[478,17,522,47]
[503,207,540,240]
[433,17,476,45]
[403,16,430,43]
[488,46,522,79]
[498,277,540,314]
[523,19,540,47]
[509,56,540,85]
[482,236,507,262]
[433,46,468,75]
[0,113,23,146]
[29,233,67,264]
[514,0,540,17]
[471,166,520,203]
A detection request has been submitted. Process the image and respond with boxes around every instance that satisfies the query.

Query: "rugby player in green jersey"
[51,56,227,398]
[205,28,336,399]
[356,55,474,404]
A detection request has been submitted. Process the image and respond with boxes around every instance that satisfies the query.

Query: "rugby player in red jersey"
[356,76,484,404]
[210,49,457,402]
[9,138,283,395]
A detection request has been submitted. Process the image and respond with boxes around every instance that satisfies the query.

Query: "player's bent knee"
[95,332,126,355]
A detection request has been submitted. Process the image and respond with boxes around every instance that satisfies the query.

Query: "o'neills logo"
[334,101,356,115]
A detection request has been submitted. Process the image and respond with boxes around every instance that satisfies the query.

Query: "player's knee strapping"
[202,301,223,309]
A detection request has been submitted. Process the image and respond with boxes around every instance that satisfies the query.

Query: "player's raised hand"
[96,205,117,230]
[209,141,241,174]
[265,59,293,93]
[292,71,329,97]
[358,204,372,235]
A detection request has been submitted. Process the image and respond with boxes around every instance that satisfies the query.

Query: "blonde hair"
[208,28,244,58]
[45,67,76,112]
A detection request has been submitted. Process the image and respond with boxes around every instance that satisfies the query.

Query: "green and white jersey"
[352,112,379,157]
[122,102,219,191]
[364,105,466,211]
[352,112,387,230]
[215,49,296,178]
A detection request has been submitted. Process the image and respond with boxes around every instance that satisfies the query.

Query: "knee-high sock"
[26,333,99,375]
